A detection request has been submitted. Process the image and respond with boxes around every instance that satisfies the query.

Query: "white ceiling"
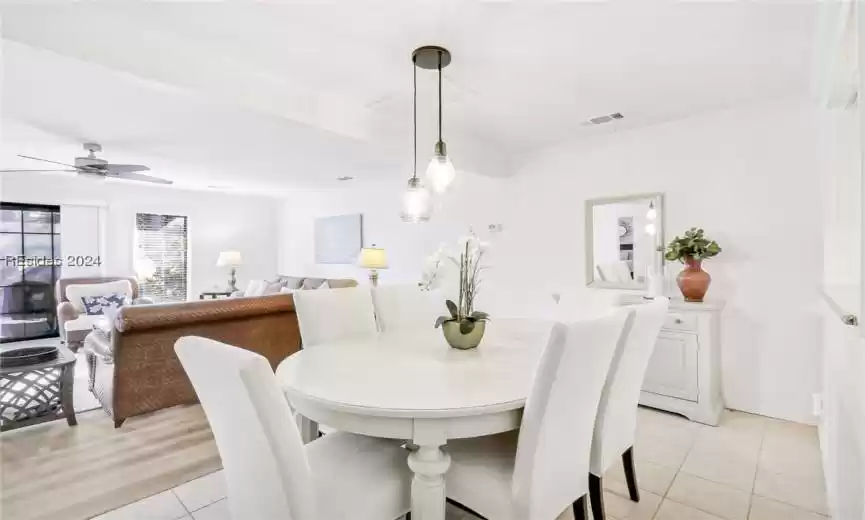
[0,1,817,192]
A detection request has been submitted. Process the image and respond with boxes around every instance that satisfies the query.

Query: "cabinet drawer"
[663,312,697,332]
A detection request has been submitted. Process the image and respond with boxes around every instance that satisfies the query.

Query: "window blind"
[135,213,188,303]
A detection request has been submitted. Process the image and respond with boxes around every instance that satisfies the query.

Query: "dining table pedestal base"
[408,444,451,520]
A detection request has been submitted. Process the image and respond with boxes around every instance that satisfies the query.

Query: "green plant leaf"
[665,227,722,263]
[460,318,476,334]
[445,300,458,319]
[434,316,451,329]
[471,311,489,321]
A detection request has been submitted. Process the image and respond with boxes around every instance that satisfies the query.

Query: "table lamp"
[216,251,243,292]
[357,245,388,287]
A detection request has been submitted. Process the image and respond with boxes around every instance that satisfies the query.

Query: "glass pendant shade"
[646,203,657,220]
[400,177,432,223]
[425,152,456,194]
[644,222,657,236]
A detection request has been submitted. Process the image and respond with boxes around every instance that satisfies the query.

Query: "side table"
[199,291,233,300]
[0,344,77,431]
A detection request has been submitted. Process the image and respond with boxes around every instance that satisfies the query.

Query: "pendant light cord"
[437,50,443,143]
[413,55,418,179]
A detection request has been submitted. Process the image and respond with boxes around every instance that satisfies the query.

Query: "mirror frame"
[585,192,665,290]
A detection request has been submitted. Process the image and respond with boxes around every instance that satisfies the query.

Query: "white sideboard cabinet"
[639,299,725,426]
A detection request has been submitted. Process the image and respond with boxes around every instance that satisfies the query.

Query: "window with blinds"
[135,213,188,303]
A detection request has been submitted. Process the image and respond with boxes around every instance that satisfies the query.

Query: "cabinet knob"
[674,318,683,324]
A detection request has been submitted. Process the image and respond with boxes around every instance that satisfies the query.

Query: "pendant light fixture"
[414,46,455,194]
[400,51,432,223]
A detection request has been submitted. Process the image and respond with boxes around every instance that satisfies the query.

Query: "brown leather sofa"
[84,294,302,427]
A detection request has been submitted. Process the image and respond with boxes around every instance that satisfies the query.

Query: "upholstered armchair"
[55,277,152,348]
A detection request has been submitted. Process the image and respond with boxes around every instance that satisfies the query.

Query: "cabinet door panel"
[642,332,699,402]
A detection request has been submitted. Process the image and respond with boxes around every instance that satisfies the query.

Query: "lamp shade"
[216,251,243,267]
[358,247,388,269]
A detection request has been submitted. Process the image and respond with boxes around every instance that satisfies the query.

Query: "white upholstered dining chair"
[293,287,378,347]
[444,309,633,520]
[174,336,411,520]
[588,297,669,520]
[372,285,443,334]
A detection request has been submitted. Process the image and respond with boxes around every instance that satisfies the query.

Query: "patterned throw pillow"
[81,293,128,316]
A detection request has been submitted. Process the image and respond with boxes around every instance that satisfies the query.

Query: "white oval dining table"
[275,323,551,520]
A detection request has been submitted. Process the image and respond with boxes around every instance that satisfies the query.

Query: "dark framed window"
[0,202,62,342]
[135,213,188,303]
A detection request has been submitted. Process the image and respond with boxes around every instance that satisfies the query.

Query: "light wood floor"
[1,405,221,520]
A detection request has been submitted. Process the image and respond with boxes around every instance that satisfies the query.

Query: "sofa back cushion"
[301,278,326,290]
[66,280,133,313]
[276,276,304,290]
[244,280,266,297]
[325,278,357,289]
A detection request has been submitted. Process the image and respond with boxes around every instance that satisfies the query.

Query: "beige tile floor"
[92,407,829,520]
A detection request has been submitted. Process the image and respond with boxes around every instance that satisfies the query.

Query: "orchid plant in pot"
[430,233,490,350]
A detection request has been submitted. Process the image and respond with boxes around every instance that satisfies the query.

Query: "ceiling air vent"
[586,112,624,125]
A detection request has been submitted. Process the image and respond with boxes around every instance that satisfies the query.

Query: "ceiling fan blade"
[112,172,173,185]
[0,169,78,173]
[17,154,81,170]
[102,164,151,174]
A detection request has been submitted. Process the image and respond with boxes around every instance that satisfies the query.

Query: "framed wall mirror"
[586,193,665,289]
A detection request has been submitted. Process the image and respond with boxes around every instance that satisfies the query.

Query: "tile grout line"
[744,423,767,520]
[171,489,193,518]
[664,420,768,520]
[649,423,701,520]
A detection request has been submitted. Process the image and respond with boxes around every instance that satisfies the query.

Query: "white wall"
[494,101,822,424]
[276,100,822,424]
[279,171,506,295]
[820,105,861,305]
[0,173,280,298]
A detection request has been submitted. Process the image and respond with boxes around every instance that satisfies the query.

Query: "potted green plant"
[664,228,722,302]
[432,233,490,349]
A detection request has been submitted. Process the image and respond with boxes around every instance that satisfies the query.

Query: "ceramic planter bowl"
[442,321,486,350]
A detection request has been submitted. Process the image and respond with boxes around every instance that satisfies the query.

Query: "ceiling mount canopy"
[411,46,452,70]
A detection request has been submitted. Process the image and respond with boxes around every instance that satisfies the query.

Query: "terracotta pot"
[442,320,486,350]
[676,257,711,302]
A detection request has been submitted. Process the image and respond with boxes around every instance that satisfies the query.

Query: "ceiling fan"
[0,143,172,184]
